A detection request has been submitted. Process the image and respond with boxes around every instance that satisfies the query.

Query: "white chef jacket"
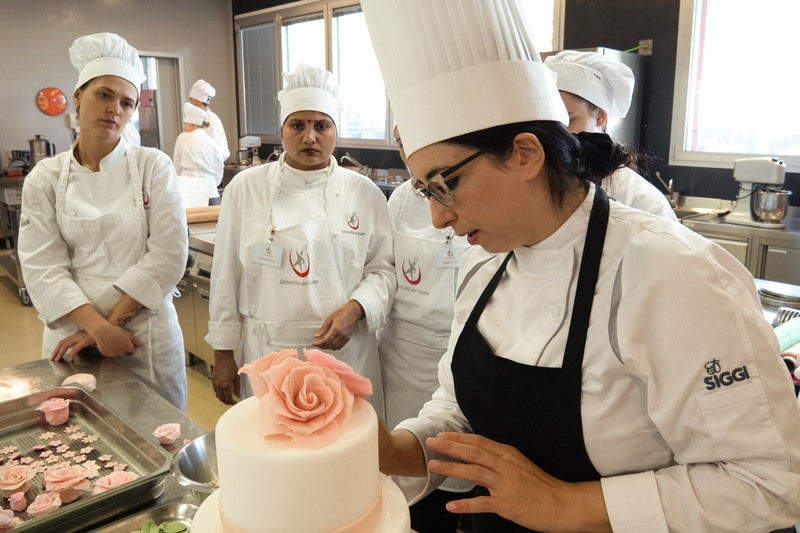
[18,139,189,410]
[173,129,223,199]
[206,154,395,413]
[206,108,230,164]
[398,185,800,532]
[602,166,677,221]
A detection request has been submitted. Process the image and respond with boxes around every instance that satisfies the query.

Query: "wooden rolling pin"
[185,206,220,223]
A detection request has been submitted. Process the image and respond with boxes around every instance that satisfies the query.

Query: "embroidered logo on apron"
[347,212,360,230]
[290,244,310,277]
[402,256,422,285]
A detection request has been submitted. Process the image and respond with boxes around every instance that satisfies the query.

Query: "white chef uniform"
[397,185,800,531]
[603,166,676,220]
[189,79,230,164]
[173,104,223,202]
[380,179,468,429]
[362,0,800,531]
[545,51,677,221]
[205,153,395,416]
[18,140,189,411]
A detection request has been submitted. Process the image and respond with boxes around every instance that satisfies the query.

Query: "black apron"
[451,186,609,533]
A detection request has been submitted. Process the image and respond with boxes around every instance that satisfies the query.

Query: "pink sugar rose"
[239,349,299,397]
[152,423,181,445]
[9,491,26,512]
[35,398,70,426]
[43,463,90,503]
[0,465,35,498]
[91,470,140,495]
[303,348,373,395]
[259,354,355,449]
[0,509,21,529]
[27,492,61,517]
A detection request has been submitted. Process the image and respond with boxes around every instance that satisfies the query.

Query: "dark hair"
[446,121,646,208]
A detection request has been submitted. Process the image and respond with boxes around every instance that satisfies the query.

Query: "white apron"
[43,149,187,411]
[237,165,384,416]
[380,189,467,429]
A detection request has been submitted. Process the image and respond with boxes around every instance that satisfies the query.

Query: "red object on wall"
[37,87,68,116]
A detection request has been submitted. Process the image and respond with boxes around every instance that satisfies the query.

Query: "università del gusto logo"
[347,212,360,230]
[703,358,750,390]
[402,256,422,285]
[290,244,310,278]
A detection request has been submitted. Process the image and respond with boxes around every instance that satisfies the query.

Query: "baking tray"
[86,500,197,532]
[0,386,172,532]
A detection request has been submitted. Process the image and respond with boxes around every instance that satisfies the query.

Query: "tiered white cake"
[193,349,410,533]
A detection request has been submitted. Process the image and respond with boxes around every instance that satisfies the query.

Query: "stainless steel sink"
[672,195,734,219]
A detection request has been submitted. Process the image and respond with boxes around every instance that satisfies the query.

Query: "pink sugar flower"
[152,424,181,445]
[9,491,26,512]
[91,470,140,495]
[35,398,70,426]
[0,465,35,497]
[27,492,61,517]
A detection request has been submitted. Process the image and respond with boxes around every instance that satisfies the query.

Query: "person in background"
[173,102,223,205]
[189,79,230,162]
[18,32,188,411]
[206,64,394,417]
[544,50,677,220]
[362,1,800,531]
[380,125,472,533]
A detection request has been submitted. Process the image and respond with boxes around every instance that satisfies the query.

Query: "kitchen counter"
[0,355,208,528]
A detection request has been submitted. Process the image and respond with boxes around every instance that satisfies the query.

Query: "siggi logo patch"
[703,359,750,390]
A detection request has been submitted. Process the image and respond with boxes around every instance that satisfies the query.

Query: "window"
[670,0,800,172]
[235,0,562,148]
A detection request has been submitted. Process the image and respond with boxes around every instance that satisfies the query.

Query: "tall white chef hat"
[69,33,146,97]
[544,51,635,118]
[183,102,208,126]
[361,0,567,157]
[277,63,343,131]
[190,80,216,105]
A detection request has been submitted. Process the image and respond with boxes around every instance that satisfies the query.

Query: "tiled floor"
[0,260,230,431]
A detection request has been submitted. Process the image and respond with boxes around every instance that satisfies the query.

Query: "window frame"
[234,0,564,151]
[669,0,800,172]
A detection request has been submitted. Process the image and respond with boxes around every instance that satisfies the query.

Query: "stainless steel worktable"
[0,355,208,529]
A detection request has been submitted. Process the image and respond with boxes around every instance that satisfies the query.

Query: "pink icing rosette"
[43,463,90,503]
[35,397,70,426]
[9,491,26,512]
[0,509,21,529]
[91,470,141,495]
[152,423,181,445]
[239,349,373,449]
[27,492,62,517]
[0,465,35,498]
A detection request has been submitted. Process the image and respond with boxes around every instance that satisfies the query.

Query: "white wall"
[0,0,236,169]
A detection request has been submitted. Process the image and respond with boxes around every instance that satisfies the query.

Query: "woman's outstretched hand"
[426,432,611,533]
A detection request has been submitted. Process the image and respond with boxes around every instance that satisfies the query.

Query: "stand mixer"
[724,157,790,228]
[236,135,262,166]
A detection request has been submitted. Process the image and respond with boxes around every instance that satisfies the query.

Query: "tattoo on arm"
[116,305,146,327]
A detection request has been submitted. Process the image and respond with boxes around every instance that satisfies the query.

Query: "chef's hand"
[426,433,611,533]
[312,300,364,351]
[212,350,240,405]
[51,330,95,362]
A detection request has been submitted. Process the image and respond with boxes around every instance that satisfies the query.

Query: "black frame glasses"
[414,148,489,206]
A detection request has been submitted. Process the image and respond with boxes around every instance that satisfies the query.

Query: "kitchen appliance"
[237,135,262,166]
[28,134,56,168]
[724,157,790,228]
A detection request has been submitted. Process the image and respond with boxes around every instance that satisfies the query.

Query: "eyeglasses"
[413,148,488,207]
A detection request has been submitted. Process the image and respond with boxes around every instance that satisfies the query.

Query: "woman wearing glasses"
[206,64,394,416]
[363,1,800,532]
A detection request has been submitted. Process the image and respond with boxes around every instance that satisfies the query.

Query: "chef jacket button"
[69,210,76,216]
[549,305,560,317]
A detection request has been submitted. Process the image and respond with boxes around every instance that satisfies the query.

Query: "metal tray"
[86,500,197,532]
[0,386,172,532]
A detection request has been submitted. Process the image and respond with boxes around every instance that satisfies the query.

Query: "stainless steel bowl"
[753,189,792,223]
[171,432,219,502]
[236,149,253,166]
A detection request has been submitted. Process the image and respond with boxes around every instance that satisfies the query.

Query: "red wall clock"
[37,87,68,116]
